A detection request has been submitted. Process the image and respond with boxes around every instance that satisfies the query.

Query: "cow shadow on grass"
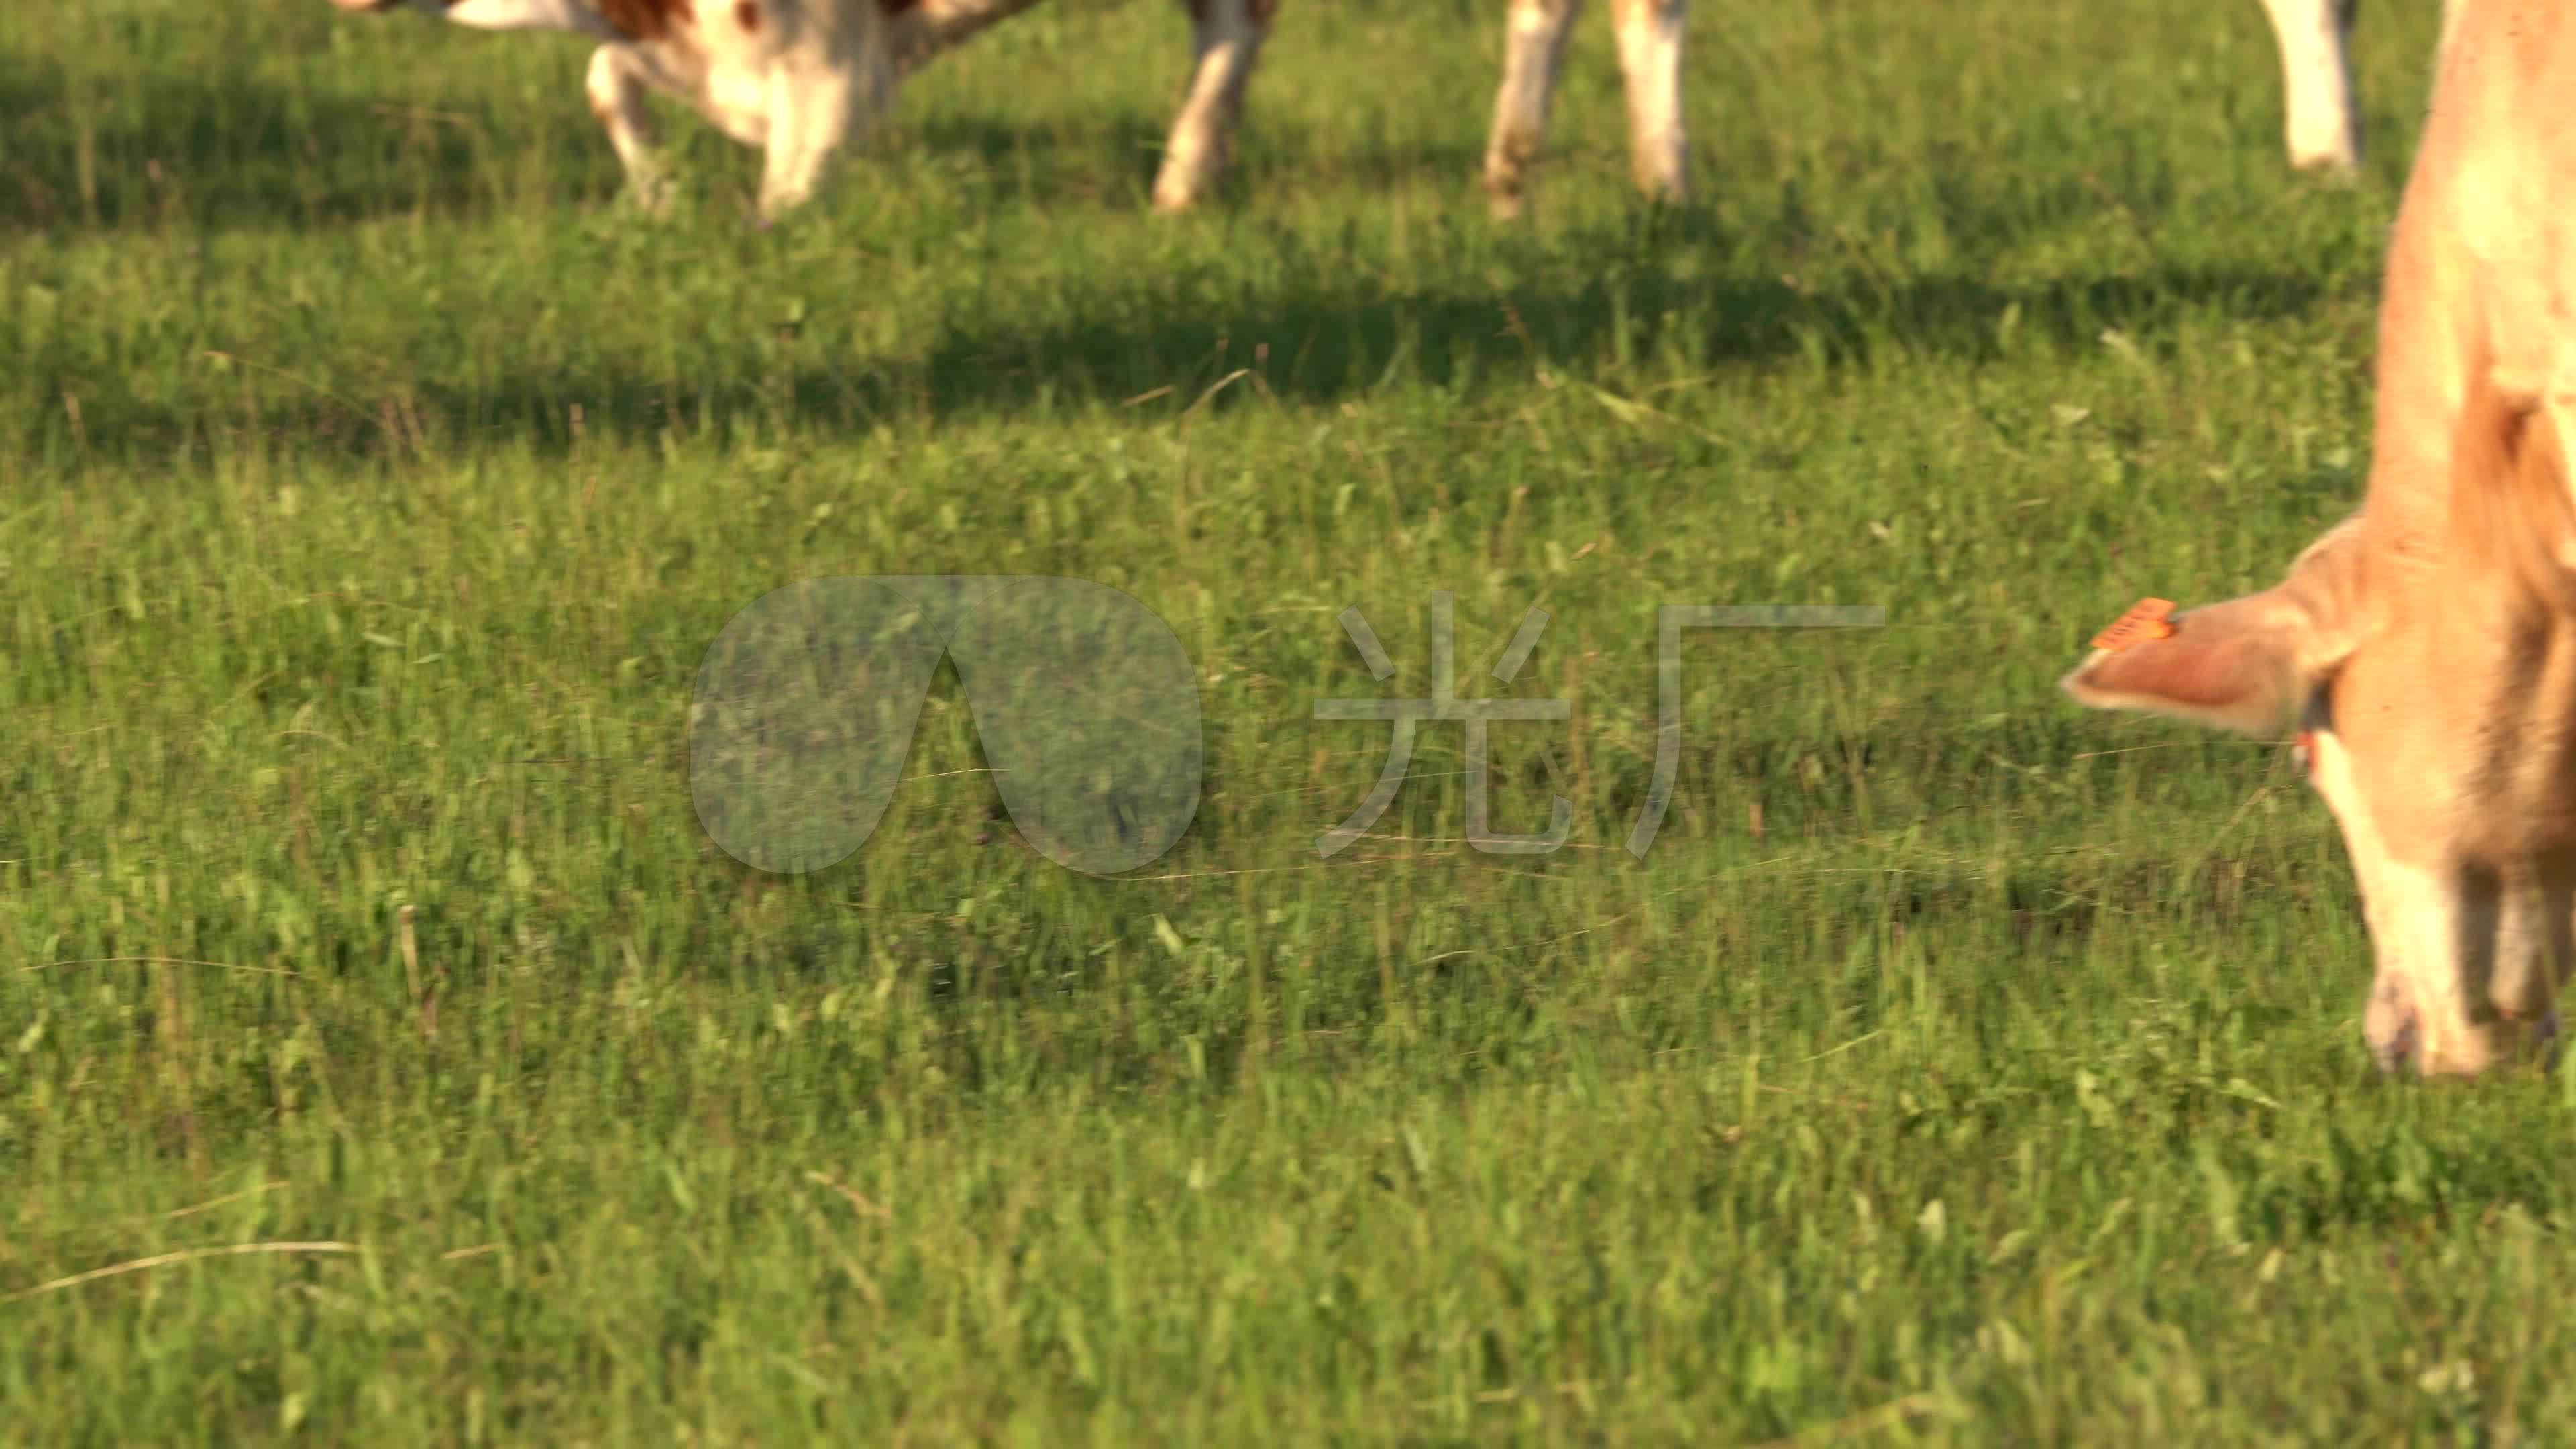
[501,258,2332,445]
[866,106,1495,212]
[26,247,2337,465]
[904,260,2332,413]
[883,109,1189,210]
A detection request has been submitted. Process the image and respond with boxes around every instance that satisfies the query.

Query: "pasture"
[7,0,2573,1440]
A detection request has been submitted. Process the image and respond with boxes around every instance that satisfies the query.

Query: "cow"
[323,0,2401,224]
[322,0,1280,217]
[2062,0,2576,1079]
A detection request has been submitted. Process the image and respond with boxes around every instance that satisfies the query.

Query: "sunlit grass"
[9,0,2567,1442]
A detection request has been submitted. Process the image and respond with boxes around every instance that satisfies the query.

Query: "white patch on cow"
[2258,0,2361,173]
[419,0,623,38]
[1150,0,1271,214]
[1610,0,1686,203]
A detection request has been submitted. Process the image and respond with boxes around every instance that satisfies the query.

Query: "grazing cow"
[325,0,2402,222]
[2062,0,2576,1079]
[323,0,1279,217]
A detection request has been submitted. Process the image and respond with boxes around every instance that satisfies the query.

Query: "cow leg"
[587,44,678,212]
[1608,0,1686,204]
[757,50,898,219]
[1150,0,1272,213]
[2257,0,2361,174]
[1482,0,1582,220]
[2487,871,2576,1067]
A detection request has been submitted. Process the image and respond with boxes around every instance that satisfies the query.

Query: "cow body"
[2065,0,2576,1079]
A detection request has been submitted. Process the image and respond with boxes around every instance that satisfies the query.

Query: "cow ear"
[2060,590,2324,735]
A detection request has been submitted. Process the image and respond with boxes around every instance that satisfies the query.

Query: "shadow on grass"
[25,239,2339,467]
[895,107,1501,212]
[0,35,1491,233]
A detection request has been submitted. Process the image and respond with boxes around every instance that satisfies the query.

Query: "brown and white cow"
[2064,0,2576,1079]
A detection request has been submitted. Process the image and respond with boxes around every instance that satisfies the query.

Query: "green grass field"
[9,0,2573,1441]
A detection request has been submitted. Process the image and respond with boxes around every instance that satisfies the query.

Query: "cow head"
[2063,377,2576,1078]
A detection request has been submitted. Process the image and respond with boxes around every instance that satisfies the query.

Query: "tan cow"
[2064,0,2576,1079]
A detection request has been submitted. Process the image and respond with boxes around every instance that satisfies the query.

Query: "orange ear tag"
[2089,597,2178,652]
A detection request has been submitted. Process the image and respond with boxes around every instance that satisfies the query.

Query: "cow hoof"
[2288,149,2361,181]
[2365,972,2419,1076]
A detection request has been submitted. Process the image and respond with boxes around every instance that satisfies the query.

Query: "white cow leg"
[756,51,896,220]
[1152,0,1272,213]
[1482,0,1582,219]
[2258,0,2361,174]
[586,44,676,212]
[1609,0,1686,203]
